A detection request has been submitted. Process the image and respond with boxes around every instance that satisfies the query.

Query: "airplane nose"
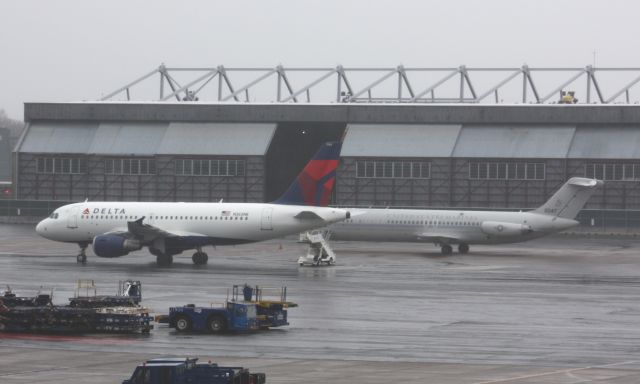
[35,220,46,236]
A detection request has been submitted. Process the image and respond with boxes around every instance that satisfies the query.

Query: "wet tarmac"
[1,223,640,383]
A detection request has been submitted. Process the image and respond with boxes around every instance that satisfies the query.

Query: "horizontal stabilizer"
[294,211,323,220]
[567,178,600,188]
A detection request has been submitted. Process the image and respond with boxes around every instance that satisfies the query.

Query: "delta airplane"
[328,177,602,254]
[36,142,349,266]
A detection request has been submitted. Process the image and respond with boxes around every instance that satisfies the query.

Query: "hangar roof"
[568,126,640,159]
[88,123,167,155]
[19,122,98,154]
[341,124,462,157]
[452,125,576,158]
[18,122,275,156]
[157,123,275,155]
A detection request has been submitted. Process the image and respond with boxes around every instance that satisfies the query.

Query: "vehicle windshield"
[48,212,59,219]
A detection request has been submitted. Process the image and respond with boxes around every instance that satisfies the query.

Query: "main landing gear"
[156,254,173,267]
[440,244,453,255]
[76,243,88,264]
[150,247,174,267]
[150,245,208,266]
[439,243,470,255]
[192,247,208,265]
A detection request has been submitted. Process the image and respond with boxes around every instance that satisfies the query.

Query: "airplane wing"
[117,217,206,243]
[126,217,178,242]
[416,232,464,244]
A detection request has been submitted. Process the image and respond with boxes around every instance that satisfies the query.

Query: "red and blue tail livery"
[274,142,342,206]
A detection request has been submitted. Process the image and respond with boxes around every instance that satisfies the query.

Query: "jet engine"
[92,234,142,258]
[480,221,533,237]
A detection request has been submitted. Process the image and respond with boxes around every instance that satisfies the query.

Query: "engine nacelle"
[480,221,533,237]
[92,234,142,258]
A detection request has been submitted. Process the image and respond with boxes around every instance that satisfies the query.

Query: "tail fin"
[533,177,603,219]
[273,142,342,206]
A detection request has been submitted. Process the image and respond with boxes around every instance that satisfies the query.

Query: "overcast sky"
[1,0,638,119]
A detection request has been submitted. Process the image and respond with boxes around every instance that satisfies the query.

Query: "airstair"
[297,230,336,266]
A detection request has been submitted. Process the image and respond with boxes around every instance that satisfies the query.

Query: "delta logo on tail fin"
[273,142,342,206]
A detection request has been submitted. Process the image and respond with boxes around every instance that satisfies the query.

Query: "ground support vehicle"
[297,230,336,266]
[69,279,142,307]
[0,280,153,334]
[122,357,266,384]
[0,304,153,333]
[166,285,297,333]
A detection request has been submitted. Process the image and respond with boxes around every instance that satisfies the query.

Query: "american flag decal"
[221,210,231,216]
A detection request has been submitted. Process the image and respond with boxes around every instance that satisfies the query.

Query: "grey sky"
[0,0,638,119]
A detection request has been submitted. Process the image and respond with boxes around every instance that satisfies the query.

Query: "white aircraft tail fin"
[533,177,603,219]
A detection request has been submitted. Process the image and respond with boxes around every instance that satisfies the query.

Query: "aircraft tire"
[192,252,208,265]
[441,244,453,255]
[76,254,87,263]
[458,244,469,254]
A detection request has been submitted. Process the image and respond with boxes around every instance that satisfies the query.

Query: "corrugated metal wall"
[14,114,640,210]
[336,124,640,210]
[15,122,275,202]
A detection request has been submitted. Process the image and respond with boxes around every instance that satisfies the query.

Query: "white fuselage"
[328,208,578,245]
[36,202,349,244]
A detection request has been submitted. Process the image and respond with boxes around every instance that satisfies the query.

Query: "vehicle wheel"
[175,315,191,332]
[157,254,173,266]
[76,254,87,263]
[458,243,469,254]
[441,244,453,255]
[207,316,226,333]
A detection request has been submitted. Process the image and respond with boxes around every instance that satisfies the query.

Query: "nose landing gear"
[76,243,88,264]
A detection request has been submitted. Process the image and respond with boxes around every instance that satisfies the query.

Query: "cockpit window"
[49,213,59,219]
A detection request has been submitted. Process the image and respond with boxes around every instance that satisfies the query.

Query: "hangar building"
[13,103,640,218]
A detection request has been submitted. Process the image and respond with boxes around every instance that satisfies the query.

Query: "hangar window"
[175,159,245,177]
[105,158,156,175]
[36,157,84,174]
[586,163,639,181]
[356,160,430,179]
[469,162,545,180]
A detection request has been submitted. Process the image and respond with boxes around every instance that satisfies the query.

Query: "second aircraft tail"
[532,177,603,219]
[273,142,342,206]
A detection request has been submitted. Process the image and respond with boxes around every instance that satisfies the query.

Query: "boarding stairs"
[297,230,336,266]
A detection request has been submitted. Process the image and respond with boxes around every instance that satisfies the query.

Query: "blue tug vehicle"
[165,285,296,333]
